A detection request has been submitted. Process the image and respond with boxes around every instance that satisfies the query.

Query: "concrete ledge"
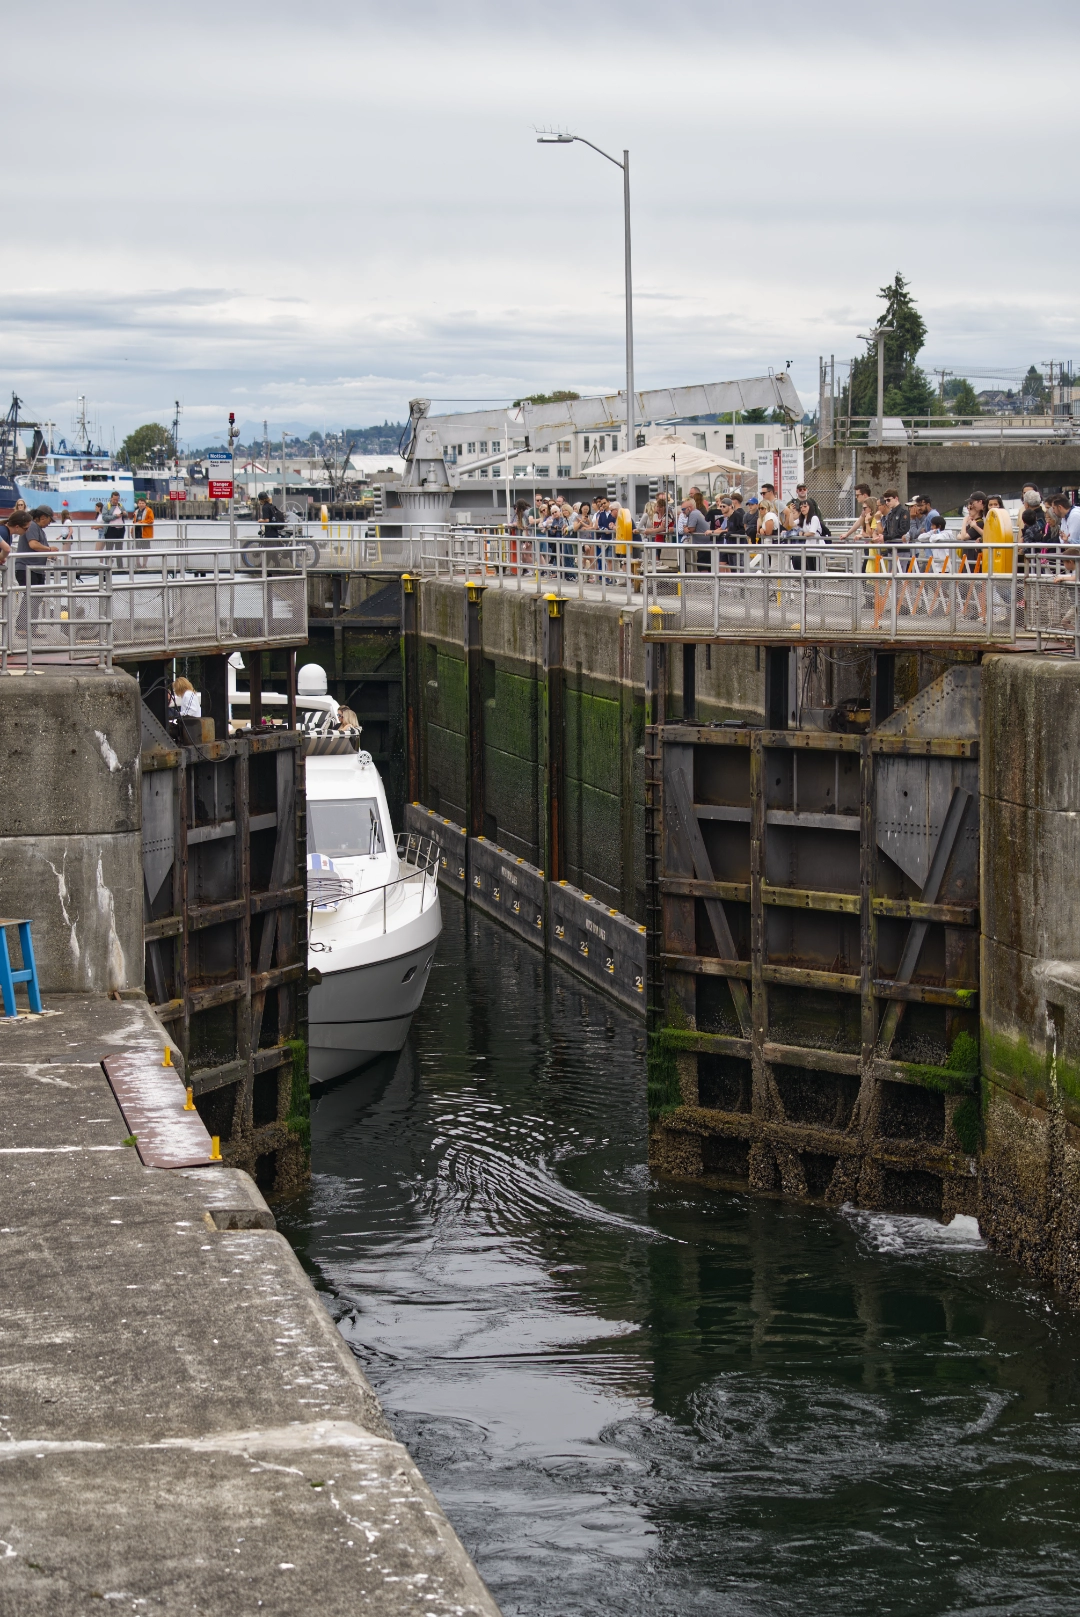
[0,994,500,1615]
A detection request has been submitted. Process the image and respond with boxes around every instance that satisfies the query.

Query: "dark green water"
[279,897,1080,1616]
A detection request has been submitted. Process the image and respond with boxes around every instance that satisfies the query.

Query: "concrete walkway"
[0,994,499,1615]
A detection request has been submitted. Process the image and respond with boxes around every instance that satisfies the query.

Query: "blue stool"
[0,920,43,1017]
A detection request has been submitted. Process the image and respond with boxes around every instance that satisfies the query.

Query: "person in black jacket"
[725,492,747,537]
[258,492,285,537]
[879,489,912,564]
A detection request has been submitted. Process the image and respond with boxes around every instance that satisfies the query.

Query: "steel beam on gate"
[542,594,564,883]
[465,582,486,840]
[402,575,421,805]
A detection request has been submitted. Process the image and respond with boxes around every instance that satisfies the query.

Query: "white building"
[426,408,800,487]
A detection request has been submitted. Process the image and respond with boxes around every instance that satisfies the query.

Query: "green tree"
[511,389,581,407]
[119,422,175,466]
[1021,365,1048,409]
[943,378,981,416]
[846,273,935,419]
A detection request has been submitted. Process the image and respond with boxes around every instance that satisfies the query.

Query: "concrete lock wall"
[980,655,1080,1297]
[0,671,143,993]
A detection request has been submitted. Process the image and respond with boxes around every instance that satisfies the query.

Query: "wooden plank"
[872,896,976,925]
[872,736,978,759]
[762,964,862,993]
[251,885,305,915]
[694,804,752,823]
[760,731,863,753]
[765,809,860,832]
[252,962,305,993]
[144,916,184,942]
[762,1041,862,1075]
[662,953,752,980]
[874,979,978,1007]
[189,1058,247,1096]
[762,885,860,914]
[188,979,245,1014]
[657,725,753,747]
[662,1031,752,1058]
[102,1050,215,1168]
[660,877,750,902]
[253,1045,292,1074]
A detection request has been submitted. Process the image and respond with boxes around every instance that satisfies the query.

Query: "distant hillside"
[344,422,407,454]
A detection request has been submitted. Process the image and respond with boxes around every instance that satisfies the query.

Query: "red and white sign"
[756,446,805,502]
[207,449,233,500]
[168,489,187,502]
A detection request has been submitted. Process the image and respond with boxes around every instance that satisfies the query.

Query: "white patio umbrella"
[597,432,745,478]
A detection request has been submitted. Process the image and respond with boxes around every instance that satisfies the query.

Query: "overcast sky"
[5,0,1077,446]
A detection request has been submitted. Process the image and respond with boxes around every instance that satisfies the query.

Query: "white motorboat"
[226,659,443,1082]
[299,666,443,1083]
[305,737,442,1082]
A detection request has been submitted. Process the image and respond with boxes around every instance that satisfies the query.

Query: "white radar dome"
[297,663,328,696]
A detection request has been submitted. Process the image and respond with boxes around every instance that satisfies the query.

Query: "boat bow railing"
[307,833,441,938]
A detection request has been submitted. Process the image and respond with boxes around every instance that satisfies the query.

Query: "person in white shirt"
[1050,492,1080,549]
[171,676,202,718]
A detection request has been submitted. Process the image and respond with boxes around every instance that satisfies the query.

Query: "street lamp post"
[538,131,635,475]
[857,324,894,447]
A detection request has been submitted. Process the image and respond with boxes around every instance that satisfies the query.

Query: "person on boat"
[170,677,202,730]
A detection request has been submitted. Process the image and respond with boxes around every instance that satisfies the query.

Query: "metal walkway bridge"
[0,541,307,670]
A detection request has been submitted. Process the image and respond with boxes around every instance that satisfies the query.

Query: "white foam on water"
[842,1205,985,1256]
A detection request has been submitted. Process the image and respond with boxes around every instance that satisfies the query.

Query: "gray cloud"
[2,0,1077,440]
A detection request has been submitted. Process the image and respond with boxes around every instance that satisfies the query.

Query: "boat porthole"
[401,965,418,983]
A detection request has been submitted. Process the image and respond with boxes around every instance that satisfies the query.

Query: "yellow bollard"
[210,1136,222,1161]
[184,1086,195,1111]
[162,1045,173,1067]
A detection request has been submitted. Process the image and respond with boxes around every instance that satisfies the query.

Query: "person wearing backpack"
[258,491,285,537]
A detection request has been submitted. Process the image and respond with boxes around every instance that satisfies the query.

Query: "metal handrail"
[0,542,309,668]
[307,832,441,937]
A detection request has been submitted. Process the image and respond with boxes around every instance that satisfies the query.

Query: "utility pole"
[933,368,951,408]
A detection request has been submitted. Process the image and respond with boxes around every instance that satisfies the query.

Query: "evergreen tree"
[1021,365,1048,409]
[944,378,981,416]
[845,273,935,420]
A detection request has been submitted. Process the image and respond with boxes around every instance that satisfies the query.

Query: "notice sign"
[207,448,233,500]
[756,447,805,502]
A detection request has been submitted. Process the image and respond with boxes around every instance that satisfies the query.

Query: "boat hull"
[307,904,442,1082]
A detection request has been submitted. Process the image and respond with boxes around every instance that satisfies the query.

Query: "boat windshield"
[308,798,386,859]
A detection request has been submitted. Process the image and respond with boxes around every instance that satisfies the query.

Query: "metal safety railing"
[0,542,309,669]
[307,832,441,935]
[639,540,1080,652]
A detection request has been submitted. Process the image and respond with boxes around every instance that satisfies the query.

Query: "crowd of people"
[0,493,160,599]
[504,479,1080,578]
